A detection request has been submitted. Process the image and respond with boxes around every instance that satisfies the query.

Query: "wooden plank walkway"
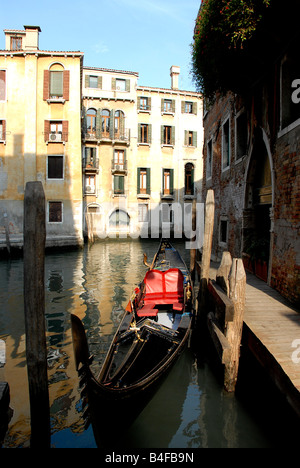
[242,272,300,417]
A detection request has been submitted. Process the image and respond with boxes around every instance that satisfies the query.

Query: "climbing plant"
[192,0,271,98]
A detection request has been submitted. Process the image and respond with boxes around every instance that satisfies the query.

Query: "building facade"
[82,65,203,239]
[0,26,84,250]
[202,46,300,305]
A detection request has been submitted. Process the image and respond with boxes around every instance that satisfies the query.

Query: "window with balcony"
[138,96,151,112]
[114,110,125,139]
[48,201,63,223]
[84,147,98,170]
[87,109,97,136]
[102,109,110,138]
[47,155,64,179]
[0,70,6,101]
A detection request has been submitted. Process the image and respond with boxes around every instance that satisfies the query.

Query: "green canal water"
[0,239,298,448]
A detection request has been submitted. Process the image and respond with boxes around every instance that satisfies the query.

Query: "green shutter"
[82,107,87,136]
[161,98,164,112]
[181,101,185,113]
[184,130,188,146]
[98,76,102,89]
[146,168,151,195]
[112,78,116,90]
[193,102,197,115]
[193,131,197,147]
[171,126,175,146]
[85,75,89,88]
[96,109,101,139]
[148,97,151,111]
[170,169,174,195]
[126,79,130,92]
[137,168,140,194]
[110,110,114,139]
[148,124,152,144]
[191,166,195,195]
[161,126,164,144]
[137,96,141,109]
[172,99,175,113]
[138,124,141,143]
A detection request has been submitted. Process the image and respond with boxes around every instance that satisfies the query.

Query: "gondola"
[71,239,194,445]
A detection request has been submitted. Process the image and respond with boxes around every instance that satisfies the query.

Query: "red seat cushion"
[143,268,184,305]
[137,304,159,317]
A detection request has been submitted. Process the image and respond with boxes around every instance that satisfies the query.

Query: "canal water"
[0,239,298,448]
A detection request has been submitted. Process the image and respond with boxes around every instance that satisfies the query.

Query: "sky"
[0,0,201,91]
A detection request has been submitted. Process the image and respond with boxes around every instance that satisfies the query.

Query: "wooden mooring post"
[207,253,246,392]
[196,189,246,391]
[24,181,50,448]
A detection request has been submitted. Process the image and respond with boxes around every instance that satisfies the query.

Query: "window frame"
[48,201,63,223]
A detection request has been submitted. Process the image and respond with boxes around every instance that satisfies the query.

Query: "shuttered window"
[114,175,125,194]
[162,169,174,195]
[50,71,63,98]
[137,168,151,195]
[47,156,64,179]
[0,70,6,101]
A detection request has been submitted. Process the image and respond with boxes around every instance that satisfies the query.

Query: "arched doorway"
[243,130,273,282]
[109,209,130,233]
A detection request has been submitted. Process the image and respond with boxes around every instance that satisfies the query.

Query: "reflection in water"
[0,240,297,448]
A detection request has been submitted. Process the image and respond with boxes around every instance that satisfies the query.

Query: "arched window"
[185,163,194,195]
[115,110,124,138]
[86,108,96,134]
[101,109,110,137]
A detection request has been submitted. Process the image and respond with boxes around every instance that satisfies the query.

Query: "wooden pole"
[190,198,197,283]
[198,190,215,315]
[224,258,246,392]
[23,181,50,448]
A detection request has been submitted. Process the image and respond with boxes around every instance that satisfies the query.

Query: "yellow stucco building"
[82,65,203,239]
[0,26,84,250]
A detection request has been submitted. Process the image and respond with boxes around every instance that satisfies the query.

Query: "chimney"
[24,25,41,50]
[170,65,180,90]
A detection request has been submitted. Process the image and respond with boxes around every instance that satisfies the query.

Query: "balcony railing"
[83,157,99,171]
[111,159,128,173]
[83,128,130,143]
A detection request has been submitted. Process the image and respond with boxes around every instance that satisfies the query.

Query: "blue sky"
[0,0,201,91]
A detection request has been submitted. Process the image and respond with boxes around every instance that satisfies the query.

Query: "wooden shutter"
[148,124,152,144]
[171,99,175,113]
[62,121,69,142]
[161,125,164,144]
[146,168,151,195]
[170,169,174,195]
[82,107,87,136]
[85,75,89,88]
[96,109,101,138]
[171,126,175,145]
[193,131,197,147]
[97,76,102,89]
[63,70,70,100]
[43,70,50,100]
[44,120,50,142]
[148,97,151,111]
[110,110,114,139]
[138,124,141,143]
[181,101,185,113]
[125,79,130,92]
[112,78,116,90]
[193,102,197,115]
[1,120,6,140]
[137,168,140,193]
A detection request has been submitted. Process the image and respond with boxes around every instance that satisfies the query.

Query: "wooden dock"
[242,272,300,417]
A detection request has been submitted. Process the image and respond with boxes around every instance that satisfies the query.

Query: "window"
[222,118,230,170]
[162,169,174,196]
[219,218,228,246]
[185,130,197,147]
[138,124,151,144]
[86,75,102,89]
[137,168,150,195]
[10,36,22,50]
[207,139,213,180]
[109,210,130,226]
[47,156,64,179]
[101,110,110,137]
[235,111,248,161]
[185,163,194,196]
[49,202,62,223]
[139,96,150,111]
[85,175,96,194]
[44,120,68,142]
[114,110,124,138]
[182,101,197,115]
[114,175,125,195]
[161,125,174,146]
[113,149,125,170]
[162,99,175,114]
[0,120,5,141]
[0,70,6,101]
[87,109,96,135]
[84,147,98,168]
[138,204,149,222]
[43,65,69,101]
